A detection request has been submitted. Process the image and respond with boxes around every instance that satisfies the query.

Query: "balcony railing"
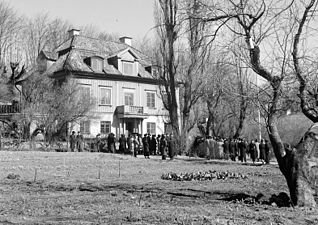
[0,104,21,115]
[116,105,144,115]
[116,105,148,119]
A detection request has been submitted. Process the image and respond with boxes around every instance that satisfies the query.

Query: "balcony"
[0,103,21,118]
[116,105,147,118]
[0,104,20,114]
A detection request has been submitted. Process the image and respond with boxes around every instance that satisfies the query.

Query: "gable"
[121,51,136,62]
[116,48,140,61]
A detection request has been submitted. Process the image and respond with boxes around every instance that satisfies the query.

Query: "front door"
[125,119,142,135]
[126,121,134,134]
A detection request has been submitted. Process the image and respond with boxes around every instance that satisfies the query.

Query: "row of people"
[119,133,176,160]
[206,137,271,164]
[69,131,84,152]
[70,131,176,160]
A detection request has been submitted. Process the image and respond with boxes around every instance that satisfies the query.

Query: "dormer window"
[122,61,134,75]
[84,56,104,72]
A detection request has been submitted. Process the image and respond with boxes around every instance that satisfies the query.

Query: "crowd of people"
[205,137,271,164]
[69,131,271,164]
[69,131,177,160]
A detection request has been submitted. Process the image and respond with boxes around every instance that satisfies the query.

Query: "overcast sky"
[3,0,156,40]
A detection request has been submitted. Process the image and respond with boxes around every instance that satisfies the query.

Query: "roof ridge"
[75,34,127,46]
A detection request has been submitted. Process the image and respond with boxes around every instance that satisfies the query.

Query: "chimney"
[119,36,132,46]
[68,29,80,38]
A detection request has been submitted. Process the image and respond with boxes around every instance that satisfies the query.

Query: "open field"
[0,151,317,225]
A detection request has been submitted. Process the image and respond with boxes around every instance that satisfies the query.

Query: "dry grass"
[0,151,317,225]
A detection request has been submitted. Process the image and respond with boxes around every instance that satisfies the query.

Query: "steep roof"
[48,35,153,78]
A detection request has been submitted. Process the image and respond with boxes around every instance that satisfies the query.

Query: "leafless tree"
[0,1,21,64]
[191,0,318,206]
[293,0,318,122]
[22,14,71,66]
[200,52,253,138]
[228,0,317,207]
[176,0,212,150]
[16,72,93,144]
[155,0,181,154]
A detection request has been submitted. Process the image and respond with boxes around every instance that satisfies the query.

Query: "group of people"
[206,137,271,164]
[69,131,84,152]
[70,131,177,160]
[70,131,271,164]
[118,133,176,160]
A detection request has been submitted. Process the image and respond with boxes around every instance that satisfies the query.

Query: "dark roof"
[48,35,153,79]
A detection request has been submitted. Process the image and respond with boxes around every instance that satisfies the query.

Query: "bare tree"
[17,72,93,144]
[203,57,230,137]
[293,0,318,122]
[192,0,318,206]
[229,0,317,207]
[23,14,71,66]
[23,14,51,66]
[155,0,181,155]
[175,0,212,151]
[47,18,72,50]
[0,1,21,64]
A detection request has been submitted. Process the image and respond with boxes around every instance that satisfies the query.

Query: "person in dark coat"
[107,133,116,153]
[167,134,175,159]
[249,140,257,164]
[160,134,168,160]
[156,135,161,155]
[76,131,84,152]
[70,131,76,152]
[229,139,237,161]
[150,134,157,155]
[223,139,230,160]
[259,139,266,164]
[238,138,247,163]
[142,134,150,159]
[119,134,127,154]
[265,139,270,164]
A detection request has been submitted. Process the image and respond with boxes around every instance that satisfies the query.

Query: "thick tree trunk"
[181,107,190,154]
[247,43,316,207]
[169,104,180,157]
[233,102,246,139]
[267,90,316,207]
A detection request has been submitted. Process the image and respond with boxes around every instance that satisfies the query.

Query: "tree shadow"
[219,191,293,207]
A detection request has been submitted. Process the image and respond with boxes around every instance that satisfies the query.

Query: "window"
[147,122,156,135]
[100,87,111,105]
[146,92,155,108]
[100,121,111,134]
[84,57,103,72]
[124,92,134,106]
[91,58,103,71]
[80,121,90,134]
[122,61,134,75]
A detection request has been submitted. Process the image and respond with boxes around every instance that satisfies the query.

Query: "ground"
[0,151,317,225]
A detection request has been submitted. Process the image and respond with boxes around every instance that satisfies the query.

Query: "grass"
[0,151,317,225]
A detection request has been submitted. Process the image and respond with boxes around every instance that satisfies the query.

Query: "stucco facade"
[40,29,179,138]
